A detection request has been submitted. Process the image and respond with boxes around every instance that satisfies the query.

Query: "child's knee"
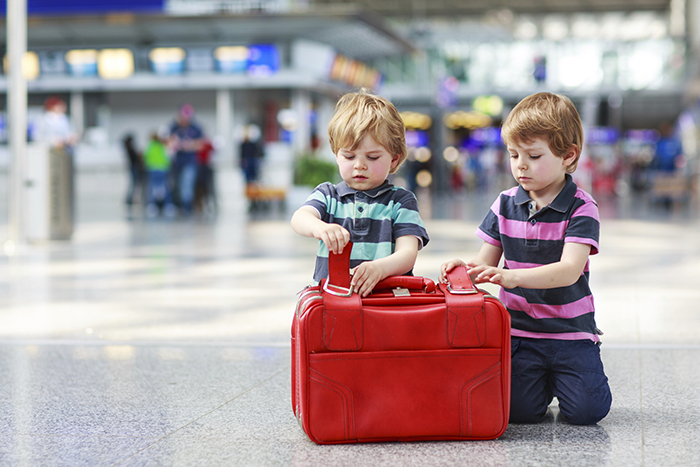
[559,386,612,425]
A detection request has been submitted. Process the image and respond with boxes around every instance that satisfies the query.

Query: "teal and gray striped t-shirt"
[303,180,429,282]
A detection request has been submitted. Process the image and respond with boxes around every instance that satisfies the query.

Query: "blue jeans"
[510,337,612,425]
[147,170,172,206]
[178,162,197,212]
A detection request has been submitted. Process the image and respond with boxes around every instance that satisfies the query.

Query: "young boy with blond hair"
[441,92,611,425]
[292,89,429,297]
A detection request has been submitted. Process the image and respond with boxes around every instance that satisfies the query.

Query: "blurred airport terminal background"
[1,0,699,227]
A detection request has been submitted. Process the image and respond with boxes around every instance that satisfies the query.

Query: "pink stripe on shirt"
[502,289,595,319]
[499,217,568,242]
[512,328,600,342]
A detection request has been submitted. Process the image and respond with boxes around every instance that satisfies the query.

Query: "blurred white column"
[291,89,311,156]
[70,92,84,138]
[7,0,27,248]
[216,88,234,166]
[316,97,336,161]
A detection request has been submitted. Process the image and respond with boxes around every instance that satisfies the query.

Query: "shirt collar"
[336,180,394,198]
[514,173,577,213]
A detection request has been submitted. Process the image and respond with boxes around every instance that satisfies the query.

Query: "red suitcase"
[291,244,511,444]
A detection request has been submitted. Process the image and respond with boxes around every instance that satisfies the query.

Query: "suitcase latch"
[392,287,410,297]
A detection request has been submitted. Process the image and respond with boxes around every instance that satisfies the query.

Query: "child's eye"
[529,155,542,160]
[343,154,355,160]
[509,153,518,159]
[367,156,379,161]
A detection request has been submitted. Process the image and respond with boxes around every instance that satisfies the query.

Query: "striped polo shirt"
[303,180,429,282]
[476,174,602,341]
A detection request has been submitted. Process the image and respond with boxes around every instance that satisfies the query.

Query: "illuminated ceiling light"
[543,17,569,41]
[415,147,432,163]
[214,46,248,61]
[149,47,186,63]
[443,146,459,163]
[65,49,98,76]
[401,111,432,130]
[473,95,503,117]
[600,14,624,41]
[97,49,134,79]
[571,16,599,39]
[513,20,538,40]
[277,109,298,131]
[3,51,40,80]
[65,49,98,65]
[416,170,432,188]
[649,19,668,39]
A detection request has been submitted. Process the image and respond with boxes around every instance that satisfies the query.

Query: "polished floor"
[1,167,700,466]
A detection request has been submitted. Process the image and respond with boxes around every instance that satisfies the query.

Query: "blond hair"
[502,92,583,173]
[328,89,407,174]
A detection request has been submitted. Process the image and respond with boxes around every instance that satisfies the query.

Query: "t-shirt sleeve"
[565,199,600,255]
[301,183,333,221]
[392,189,429,249]
[476,197,502,247]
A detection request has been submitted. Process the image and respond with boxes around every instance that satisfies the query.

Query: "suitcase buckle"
[323,280,354,297]
[447,283,478,294]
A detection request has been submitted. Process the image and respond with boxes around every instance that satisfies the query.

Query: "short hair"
[502,92,583,173]
[44,96,65,111]
[328,89,407,174]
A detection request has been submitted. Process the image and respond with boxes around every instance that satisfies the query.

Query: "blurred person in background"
[653,121,683,173]
[169,104,204,216]
[239,127,262,185]
[194,137,217,216]
[35,96,78,148]
[144,129,177,218]
[122,133,146,217]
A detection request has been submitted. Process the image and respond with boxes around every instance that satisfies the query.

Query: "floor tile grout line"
[0,340,291,348]
[1,340,699,350]
[110,366,289,467]
[638,348,646,467]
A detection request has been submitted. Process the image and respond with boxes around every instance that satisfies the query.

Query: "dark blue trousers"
[510,337,612,425]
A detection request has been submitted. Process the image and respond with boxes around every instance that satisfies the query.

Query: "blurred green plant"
[293,153,339,187]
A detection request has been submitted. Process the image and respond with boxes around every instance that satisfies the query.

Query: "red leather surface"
[291,256,511,444]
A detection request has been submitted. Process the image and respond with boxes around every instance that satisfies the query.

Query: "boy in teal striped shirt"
[291,90,429,297]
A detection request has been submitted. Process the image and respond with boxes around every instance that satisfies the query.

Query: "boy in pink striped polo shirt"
[440,92,611,425]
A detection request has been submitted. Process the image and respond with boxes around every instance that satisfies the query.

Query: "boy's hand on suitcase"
[350,262,384,297]
[314,223,350,254]
[469,264,516,289]
[439,259,467,283]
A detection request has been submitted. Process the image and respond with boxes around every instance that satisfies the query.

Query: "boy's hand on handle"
[350,261,386,298]
[467,263,516,289]
[314,223,350,254]
[439,259,467,283]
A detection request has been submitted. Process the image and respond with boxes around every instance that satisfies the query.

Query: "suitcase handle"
[373,276,436,293]
[444,266,478,294]
[327,241,435,294]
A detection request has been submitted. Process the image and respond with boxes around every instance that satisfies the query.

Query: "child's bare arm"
[290,206,350,254]
[350,235,420,297]
[469,242,591,289]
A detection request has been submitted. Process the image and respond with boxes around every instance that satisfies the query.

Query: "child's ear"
[391,154,401,169]
[563,146,578,166]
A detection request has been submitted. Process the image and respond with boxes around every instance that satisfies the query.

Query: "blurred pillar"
[316,97,335,161]
[292,89,311,156]
[581,95,600,128]
[432,108,450,194]
[7,0,28,247]
[70,92,84,137]
[216,88,234,166]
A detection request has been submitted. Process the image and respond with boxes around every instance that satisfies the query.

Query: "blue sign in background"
[0,0,164,15]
